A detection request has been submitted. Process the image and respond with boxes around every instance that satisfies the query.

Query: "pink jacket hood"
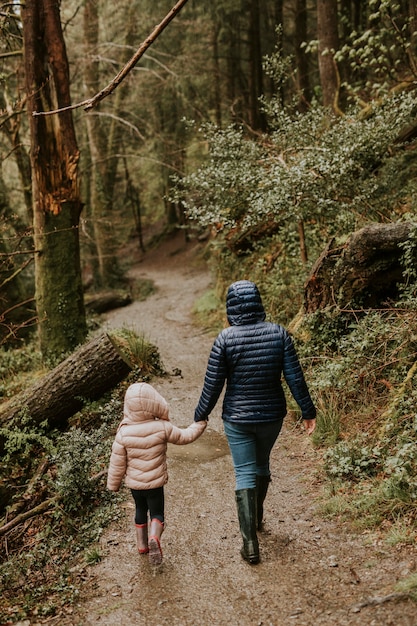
[121,382,169,425]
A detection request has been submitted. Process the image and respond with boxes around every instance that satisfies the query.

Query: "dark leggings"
[131,487,164,524]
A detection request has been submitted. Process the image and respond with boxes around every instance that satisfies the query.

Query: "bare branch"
[0,257,34,290]
[0,249,37,257]
[0,50,22,59]
[33,0,190,117]
[0,497,60,537]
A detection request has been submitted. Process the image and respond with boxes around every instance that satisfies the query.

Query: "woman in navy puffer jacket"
[194,280,316,564]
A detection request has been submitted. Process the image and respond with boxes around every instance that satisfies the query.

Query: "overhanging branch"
[32,0,190,117]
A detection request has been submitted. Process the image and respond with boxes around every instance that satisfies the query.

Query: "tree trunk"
[0,172,35,344]
[22,0,87,358]
[295,0,311,111]
[273,0,284,107]
[304,222,415,313]
[224,7,242,123]
[83,0,123,289]
[212,20,222,127]
[317,0,340,111]
[248,0,267,131]
[0,333,133,430]
[0,89,33,219]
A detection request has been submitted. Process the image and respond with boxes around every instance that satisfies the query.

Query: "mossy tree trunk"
[22,0,87,359]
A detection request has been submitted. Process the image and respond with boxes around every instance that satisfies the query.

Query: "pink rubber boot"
[135,523,149,555]
[148,518,164,565]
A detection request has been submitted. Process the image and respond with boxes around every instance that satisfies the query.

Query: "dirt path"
[67,233,416,626]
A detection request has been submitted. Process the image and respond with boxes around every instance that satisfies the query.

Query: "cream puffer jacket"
[107,382,206,492]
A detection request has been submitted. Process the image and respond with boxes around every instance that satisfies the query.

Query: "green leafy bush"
[55,419,115,514]
[323,436,382,480]
[0,410,55,465]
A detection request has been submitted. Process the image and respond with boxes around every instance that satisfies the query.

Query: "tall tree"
[82,0,141,288]
[294,0,311,110]
[22,0,87,358]
[317,0,340,111]
[0,171,34,344]
[248,0,267,130]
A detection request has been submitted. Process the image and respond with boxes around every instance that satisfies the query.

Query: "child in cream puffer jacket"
[107,382,206,566]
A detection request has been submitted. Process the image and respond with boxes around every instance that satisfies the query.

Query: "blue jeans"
[223,420,283,490]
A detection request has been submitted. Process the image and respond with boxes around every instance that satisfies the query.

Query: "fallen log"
[84,290,132,314]
[304,222,416,313]
[0,332,133,430]
[225,218,281,254]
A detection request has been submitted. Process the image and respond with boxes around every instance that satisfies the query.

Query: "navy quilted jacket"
[194,280,316,423]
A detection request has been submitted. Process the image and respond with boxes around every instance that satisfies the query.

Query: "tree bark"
[295,0,311,111]
[211,19,222,127]
[0,333,133,430]
[304,222,415,313]
[22,0,87,358]
[248,0,267,130]
[317,0,340,111]
[83,1,138,288]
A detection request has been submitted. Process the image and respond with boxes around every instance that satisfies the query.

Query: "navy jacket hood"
[226,280,266,326]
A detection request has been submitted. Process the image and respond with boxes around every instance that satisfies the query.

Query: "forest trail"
[61,231,416,626]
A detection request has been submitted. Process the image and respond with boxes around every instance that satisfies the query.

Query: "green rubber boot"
[235,488,260,565]
[256,475,271,531]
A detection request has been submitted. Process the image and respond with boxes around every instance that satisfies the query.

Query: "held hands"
[303,418,316,435]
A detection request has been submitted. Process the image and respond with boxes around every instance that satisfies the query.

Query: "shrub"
[323,436,382,481]
[54,425,112,513]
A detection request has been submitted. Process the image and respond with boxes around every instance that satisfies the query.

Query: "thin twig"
[0,249,38,257]
[351,592,411,612]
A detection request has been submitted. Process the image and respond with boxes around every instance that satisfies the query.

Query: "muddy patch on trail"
[167,429,229,462]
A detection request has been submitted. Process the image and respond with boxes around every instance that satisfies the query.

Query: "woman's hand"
[303,419,316,435]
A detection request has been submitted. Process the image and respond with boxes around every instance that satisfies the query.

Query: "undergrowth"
[301,302,417,539]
